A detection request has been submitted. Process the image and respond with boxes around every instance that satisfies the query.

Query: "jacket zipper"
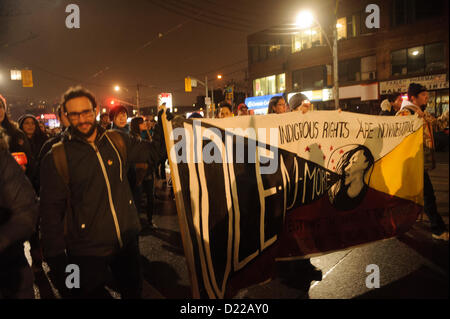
[90,141,123,248]
[105,133,123,181]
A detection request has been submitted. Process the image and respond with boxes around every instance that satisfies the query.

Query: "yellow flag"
[22,70,33,87]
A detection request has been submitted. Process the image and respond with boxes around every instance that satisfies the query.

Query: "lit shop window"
[277,74,286,93]
[253,73,286,96]
[292,27,322,53]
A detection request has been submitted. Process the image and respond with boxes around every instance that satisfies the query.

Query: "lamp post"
[296,10,339,109]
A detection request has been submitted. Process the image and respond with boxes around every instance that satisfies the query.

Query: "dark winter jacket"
[39,122,164,259]
[0,145,38,261]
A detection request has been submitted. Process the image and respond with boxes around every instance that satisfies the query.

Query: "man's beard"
[72,121,97,139]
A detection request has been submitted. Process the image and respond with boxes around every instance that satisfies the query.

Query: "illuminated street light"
[412,50,419,56]
[296,10,339,110]
[295,11,314,29]
[217,74,222,79]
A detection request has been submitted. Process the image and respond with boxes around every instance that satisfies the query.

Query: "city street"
[2,0,448,304]
[28,150,448,299]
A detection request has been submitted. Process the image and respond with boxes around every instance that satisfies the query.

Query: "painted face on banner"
[344,150,369,185]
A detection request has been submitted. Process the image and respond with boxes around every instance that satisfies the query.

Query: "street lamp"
[113,84,142,115]
[296,10,339,109]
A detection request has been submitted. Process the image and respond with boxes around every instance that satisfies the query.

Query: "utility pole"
[333,25,339,110]
[205,75,209,118]
[136,84,140,115]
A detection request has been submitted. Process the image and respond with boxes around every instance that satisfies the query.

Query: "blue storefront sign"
[245,94,283,115]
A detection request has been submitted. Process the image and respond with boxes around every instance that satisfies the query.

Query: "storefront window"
[267,75,276,94]
[276,74,286,93]
[253,73,286,96]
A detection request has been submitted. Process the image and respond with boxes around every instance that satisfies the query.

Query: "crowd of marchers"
[0,81,448,299]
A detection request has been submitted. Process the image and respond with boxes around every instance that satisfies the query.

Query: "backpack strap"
[106,130,127,164]
[52,141,69,187]
[51,141,71,237]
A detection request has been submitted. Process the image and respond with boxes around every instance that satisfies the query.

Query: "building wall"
[247,0,449,102]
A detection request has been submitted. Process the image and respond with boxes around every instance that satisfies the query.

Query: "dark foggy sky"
[0,0,319,106]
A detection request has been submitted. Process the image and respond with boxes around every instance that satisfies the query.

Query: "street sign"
[205,97,211,105]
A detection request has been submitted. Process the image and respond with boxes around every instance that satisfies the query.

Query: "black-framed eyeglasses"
[65,109,94,120]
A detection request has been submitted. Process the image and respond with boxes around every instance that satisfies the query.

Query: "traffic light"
[185,77,192,92]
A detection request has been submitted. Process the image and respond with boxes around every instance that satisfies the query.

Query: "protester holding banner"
[218,101,233,118]
[396,83,449,241]
[267,95,287,114]
[379,93,403,116]
[288,93,312,113]
[237,103,249,116]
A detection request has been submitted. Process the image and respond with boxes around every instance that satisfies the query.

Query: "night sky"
[0,0,320,107]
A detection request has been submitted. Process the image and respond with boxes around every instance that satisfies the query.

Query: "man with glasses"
[39,86,165,298]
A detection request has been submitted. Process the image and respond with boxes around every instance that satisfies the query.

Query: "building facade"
[247,0,449,115]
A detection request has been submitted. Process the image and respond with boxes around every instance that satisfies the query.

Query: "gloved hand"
[166,110,174,121]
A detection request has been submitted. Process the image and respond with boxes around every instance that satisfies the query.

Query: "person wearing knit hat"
[109,105,129,132]
[396,82,449,241]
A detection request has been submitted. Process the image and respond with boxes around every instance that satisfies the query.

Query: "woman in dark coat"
[18,114,49,193]
[129,117,156,227]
